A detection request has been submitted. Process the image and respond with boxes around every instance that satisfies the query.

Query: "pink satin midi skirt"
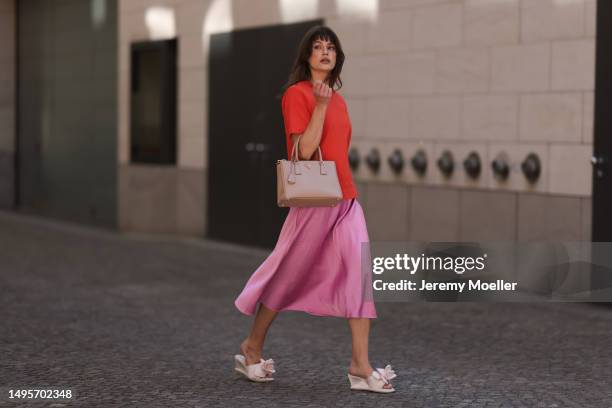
[234,198,377,318]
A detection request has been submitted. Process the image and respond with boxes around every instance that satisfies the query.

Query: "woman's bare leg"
[347,318,392,388]
[240,303,279,367]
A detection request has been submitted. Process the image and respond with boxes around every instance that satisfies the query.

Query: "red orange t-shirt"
[281,80,358,200]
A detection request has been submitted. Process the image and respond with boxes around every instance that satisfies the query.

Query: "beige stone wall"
[118,0,210,234]
[341,0,595,198]
[117,0,595,240]
[0,0,15,209]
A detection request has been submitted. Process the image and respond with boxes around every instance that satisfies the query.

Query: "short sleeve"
[281,86,311,140]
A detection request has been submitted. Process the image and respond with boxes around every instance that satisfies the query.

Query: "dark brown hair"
[282,25,345,92]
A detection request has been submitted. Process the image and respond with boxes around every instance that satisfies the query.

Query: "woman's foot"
[239,337,273,379]
[240,338,265,363]
[348,362,393,390]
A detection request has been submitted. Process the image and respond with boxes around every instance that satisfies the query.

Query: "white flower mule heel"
[347,364,397,393]
[234,354,276,382]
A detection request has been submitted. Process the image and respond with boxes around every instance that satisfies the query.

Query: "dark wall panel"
[17,0,118,227]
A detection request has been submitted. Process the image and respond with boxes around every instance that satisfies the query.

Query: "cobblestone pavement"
[1,211,612,408]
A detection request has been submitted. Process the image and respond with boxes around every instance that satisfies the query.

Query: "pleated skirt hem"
[234,198,377,319]
[235,298,377,319]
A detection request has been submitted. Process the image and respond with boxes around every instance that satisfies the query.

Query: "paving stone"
[0,212,611,407]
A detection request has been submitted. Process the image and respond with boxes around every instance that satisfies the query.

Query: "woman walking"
[233,25,397,393]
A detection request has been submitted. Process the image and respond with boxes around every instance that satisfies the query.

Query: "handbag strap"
[291,135,323,163]
[287,135,328,184]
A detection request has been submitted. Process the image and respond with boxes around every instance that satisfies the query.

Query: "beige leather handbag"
[276,135,343,207]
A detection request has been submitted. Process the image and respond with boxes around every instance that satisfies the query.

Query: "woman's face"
[308,37,336,74]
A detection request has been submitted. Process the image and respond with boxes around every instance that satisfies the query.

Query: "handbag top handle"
[291,135,324,163]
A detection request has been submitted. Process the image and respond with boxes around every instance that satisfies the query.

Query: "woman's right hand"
[313,80,332,107]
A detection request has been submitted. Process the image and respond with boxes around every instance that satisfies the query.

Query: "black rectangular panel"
[130,39,177,165]
[592,1,612,295]
[593,2,612,241]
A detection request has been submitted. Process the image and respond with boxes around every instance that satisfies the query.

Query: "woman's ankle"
[349,360,373,377]
[242,336,264,352]
[241,337,264,363]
